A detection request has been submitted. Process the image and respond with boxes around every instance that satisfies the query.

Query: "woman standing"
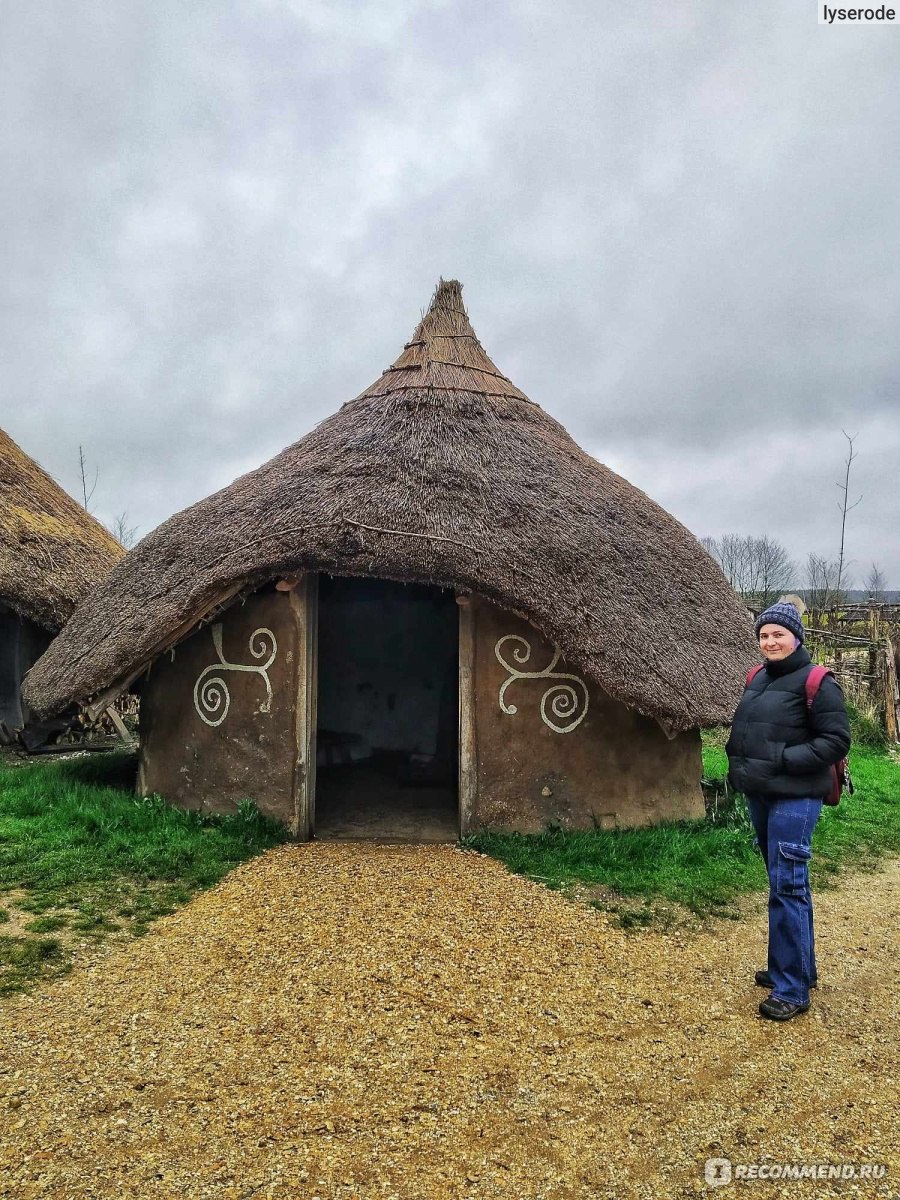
[726,602,851,1021]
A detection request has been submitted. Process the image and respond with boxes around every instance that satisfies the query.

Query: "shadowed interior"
[313,575,459,841]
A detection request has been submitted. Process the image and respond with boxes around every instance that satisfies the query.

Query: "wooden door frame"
[290,572,319,840]
[457,593,477,837]
[294,574,474,841]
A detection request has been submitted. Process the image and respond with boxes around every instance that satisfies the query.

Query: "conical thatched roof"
[1,428,124,632]
[23,279,757,729]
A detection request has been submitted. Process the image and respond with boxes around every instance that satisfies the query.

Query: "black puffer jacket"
[726,645,851,799]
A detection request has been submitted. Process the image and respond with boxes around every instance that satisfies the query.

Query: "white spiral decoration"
[196,674,231,727]
[193,624,278,728]
[494,634,589,734]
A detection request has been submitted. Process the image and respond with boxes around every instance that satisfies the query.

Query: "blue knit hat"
[754,601,805,644]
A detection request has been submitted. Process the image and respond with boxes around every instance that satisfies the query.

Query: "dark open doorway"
[313,575,459,841]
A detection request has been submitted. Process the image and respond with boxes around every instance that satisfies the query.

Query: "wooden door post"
[290,573,319,840]
[457,593,477,837]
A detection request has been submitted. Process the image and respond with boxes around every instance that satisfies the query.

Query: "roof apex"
[358,277,529,404]
[427,277,464,313]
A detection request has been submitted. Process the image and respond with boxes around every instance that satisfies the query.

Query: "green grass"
[846,699,890,750]
[3,736,898,988]
[0,935,65,989]
[463,736,900,930]
[0,751,289,994]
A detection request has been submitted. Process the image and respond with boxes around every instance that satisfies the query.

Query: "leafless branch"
[78,444,99,510]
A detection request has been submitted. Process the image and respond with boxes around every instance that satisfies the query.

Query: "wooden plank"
[884,638,900,744]
[105,706,136,747]
[290,573,318,841]
[305,573,319,839]
[805,627,873,645]
[457,593,477,837]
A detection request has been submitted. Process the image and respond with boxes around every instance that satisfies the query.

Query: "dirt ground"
[0,843,897,1200]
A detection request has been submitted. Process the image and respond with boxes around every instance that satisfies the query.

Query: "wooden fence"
[801,604,900,742]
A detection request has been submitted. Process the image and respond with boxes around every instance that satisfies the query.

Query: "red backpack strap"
[804,664,833,710]
[746,664,765,686]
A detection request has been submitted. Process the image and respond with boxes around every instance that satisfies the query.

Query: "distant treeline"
[698,534,893,609]
[831,590,900,603]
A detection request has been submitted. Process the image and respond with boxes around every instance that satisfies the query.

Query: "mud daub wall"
[138,589,301,825]
[136,581,703,835]
[469,597,704,832]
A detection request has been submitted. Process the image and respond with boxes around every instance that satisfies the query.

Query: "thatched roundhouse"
[1,428,123,744]
[24,281,757,839]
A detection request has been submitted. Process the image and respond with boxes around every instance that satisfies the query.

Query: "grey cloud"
[1,0,897,585]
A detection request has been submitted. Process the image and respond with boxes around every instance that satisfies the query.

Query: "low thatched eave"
[22,280,758,729]
[1,428,124,632]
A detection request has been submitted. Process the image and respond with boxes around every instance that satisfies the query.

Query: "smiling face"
[759,623,799,661]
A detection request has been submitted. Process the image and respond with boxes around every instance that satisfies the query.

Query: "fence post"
[884,637,900,744]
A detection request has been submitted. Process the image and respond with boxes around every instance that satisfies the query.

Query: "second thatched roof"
[1,428,124,632]
[23,279,757,729]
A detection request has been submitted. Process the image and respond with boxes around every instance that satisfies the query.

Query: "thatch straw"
[1,428,124,632]
[23,280,758,728]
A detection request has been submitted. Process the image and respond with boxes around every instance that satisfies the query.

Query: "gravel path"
[1,843,897,1199]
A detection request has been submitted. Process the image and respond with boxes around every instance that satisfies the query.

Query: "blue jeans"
[745,794,823,1005]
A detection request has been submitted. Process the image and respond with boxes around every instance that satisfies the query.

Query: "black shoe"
[755,969,817,989]
[759,995,811,1021]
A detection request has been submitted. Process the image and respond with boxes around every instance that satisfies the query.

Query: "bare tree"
[78,447,136,548]
[753,535,796,607]
[699,535,720,561]
[864,562,887,601]
[700,533,795,605]
[109,511,140,549]
[835,430,862,599]
[718,533,750,593]
[78,444,99,511]
[803,553,844,610]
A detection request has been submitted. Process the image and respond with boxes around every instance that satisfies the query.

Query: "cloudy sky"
[3,1,898,588]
